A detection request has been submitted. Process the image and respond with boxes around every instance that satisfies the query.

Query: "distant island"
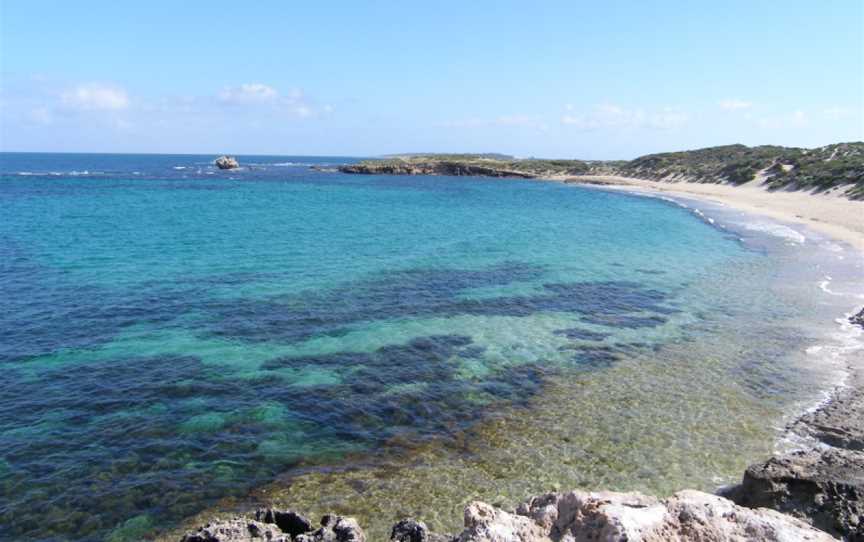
[339,142,864,199]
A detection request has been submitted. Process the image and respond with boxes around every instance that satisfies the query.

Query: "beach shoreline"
[557,174,864,253]
[560,173,864,442]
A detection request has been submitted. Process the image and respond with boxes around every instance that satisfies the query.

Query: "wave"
[739,221,807,244]
[15,170,101,177]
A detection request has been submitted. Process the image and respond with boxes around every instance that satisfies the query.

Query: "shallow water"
[0,154,861,541]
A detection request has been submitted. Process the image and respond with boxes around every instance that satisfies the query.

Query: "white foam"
[740,221,807,244]
[818,278,842,296]
[777,304,864,453]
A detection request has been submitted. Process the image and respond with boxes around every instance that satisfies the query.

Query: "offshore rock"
[215,156,240,169]
[732,448,864,540]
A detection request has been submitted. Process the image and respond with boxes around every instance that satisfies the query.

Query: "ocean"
[1,153,861,541]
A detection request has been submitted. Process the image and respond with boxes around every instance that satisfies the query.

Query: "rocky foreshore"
[179,312,864,542]
[179,490,838,541]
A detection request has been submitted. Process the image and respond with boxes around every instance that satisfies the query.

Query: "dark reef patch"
[0,334,545,541]
[203,265,677,344]
[553,328,611,341]
[581,314,668,329]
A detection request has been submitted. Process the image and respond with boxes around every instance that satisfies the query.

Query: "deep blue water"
[1,153,857,541]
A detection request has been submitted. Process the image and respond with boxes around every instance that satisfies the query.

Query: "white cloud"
[823,106,856,120]
[755,110,810,129]
[718,99,753,111]
[790,110,807,126]
[649,107,689,129]
[218,83,279,104]
[435,114,547,131]
[61,83,129,110]
[216,83,323,118]
[435,117,484,128]
[561,104,687,131]
[29,107,53,125]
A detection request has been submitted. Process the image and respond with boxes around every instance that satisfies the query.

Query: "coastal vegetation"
[340,142,864,198]
[620,142,864,196]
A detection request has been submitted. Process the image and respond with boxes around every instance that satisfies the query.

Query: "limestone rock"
[517,490,667,541]
[665,490,837,542]
[255,508,313,538]
[295,514,366,542]
[179,517,289,542]
[732,448,864,539]
[215,156,240,170]
[455,490,836,542]
[391,518,455,542]
[457,501,551,542]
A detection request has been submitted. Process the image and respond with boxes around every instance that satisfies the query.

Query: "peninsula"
[340,143,864,251]
[339,143,864,198]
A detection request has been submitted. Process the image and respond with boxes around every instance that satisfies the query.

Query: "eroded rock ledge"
[180,489,836,542]
[724,368,864,539]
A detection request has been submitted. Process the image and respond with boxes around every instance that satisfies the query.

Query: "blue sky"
[1,0,862,158]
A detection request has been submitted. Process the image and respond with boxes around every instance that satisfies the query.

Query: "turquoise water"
[1,154,860,541]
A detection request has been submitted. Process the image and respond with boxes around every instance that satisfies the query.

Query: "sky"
[0,0,862,159]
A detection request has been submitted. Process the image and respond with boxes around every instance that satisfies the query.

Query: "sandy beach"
[563,175,864,252]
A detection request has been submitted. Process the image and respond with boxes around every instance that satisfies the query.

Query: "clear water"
[1,154,861,541]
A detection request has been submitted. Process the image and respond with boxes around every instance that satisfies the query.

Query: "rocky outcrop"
[454,490,835,542]
[254,509,313,538]
[339,162,537,179]
[295,515,365,542]
[459,501,551,541]
[391,519,455,542]
[851,307,864,329]
[179,517,289,542]
[793,388,864,452]
[726,354,864,540]
[180,491,836,542]
[215,156,240,170]
[731,448,863,540]
[180,510,364,542]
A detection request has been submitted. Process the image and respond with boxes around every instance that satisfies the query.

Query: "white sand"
[562,175,864,252]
